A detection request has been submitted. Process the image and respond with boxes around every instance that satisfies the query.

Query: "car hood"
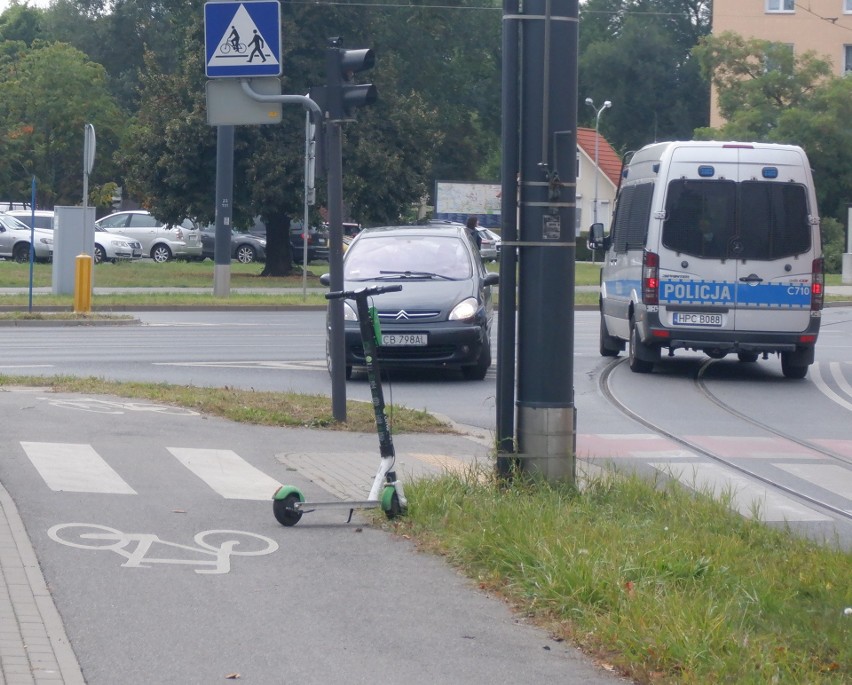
[343,277,483,311]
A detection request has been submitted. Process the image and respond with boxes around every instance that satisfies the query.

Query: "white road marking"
[811,362,852,412]
[21,442,136,494]
[774,463,852,501]
[153,360,325,370]
[167,447,281,500]
[649,462,831,522]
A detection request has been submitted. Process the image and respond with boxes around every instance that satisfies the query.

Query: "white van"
[589,141,823,379]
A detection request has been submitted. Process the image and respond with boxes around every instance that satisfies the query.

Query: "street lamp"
[584,97,611,225]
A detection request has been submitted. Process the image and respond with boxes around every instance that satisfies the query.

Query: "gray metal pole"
[214,125,234,297]
[516,0,579,483]
[496,0,521,476]
[327,119,347,422]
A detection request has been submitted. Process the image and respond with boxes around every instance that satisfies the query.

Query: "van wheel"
[599,315,622,357]
[737,351,759,363]
[628,320,654,374]
[780,353,808,379]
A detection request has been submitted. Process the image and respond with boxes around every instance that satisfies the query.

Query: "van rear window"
[662,179,810,260]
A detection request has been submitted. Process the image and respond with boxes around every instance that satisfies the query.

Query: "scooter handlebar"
[325,284,403,301]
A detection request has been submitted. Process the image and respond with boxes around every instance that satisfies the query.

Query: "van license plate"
[673,312,722,327]
[381,333,428,346]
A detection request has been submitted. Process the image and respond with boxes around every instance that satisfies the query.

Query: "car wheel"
[151,244,172,263]
[462,342,491,381]
[13,243,30,263]
[737,351,759,363]
[628,319,654,374]
[93,244,106,264]
[780,352,808,379]
[235,245,256,264]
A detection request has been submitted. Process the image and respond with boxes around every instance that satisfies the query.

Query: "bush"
[821,217,845,274]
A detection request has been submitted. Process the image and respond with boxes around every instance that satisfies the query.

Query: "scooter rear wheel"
[273,493,303,526]
[382,486,402,519]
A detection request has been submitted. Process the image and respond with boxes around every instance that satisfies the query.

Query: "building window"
[845,45,852,74]
[845,0,852,14]
[766,0,795,11]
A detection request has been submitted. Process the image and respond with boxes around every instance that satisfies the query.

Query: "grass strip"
[394,466,851,684]
[0,375,453,434]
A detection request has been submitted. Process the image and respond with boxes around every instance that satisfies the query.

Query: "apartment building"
[711,0,852,126]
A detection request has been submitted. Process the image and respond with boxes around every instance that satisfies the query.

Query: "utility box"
[52,206,95,295]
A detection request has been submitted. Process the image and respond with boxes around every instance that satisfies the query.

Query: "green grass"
[0,374,452,433]
[396,466,851,684]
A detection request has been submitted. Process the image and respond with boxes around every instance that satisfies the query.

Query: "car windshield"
[344,234,472,281]
[0,214,31,231]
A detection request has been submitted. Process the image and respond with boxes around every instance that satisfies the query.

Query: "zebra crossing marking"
[648,462,832,522]
[21,442,136,494]
[167,447,281,500]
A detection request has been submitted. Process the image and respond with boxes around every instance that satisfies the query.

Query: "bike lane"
[0,387,626,684]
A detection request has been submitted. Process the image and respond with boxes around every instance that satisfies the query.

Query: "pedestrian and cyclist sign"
[204,1,281,78]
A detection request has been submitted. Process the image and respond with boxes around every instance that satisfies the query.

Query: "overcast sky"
[0,0,54,12]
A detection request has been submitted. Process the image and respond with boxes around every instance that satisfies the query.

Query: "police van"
[588,141,823,379]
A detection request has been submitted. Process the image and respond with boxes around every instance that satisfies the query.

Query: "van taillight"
[811,258,824,311]
[642,250,659,305]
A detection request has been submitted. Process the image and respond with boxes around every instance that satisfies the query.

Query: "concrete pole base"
[842,253,852,285]
[213,264,231,297]
[516,405,576,484]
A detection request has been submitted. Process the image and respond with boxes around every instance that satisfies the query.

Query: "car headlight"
[343,302,358,321]
[111,240,130,248]
[449,297,478,322]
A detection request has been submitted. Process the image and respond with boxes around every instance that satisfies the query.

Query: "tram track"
[599,357,852,522]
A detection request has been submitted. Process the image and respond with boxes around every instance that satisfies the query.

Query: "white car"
[96,210,202,263]
[0,212,53,262]
[10,210,142,263]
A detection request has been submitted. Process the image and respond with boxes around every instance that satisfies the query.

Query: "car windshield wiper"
[377,270,454,280]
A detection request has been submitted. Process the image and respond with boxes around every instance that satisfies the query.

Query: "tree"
[693,32,833,140]
[578,0,711,154]
[0,41,124,208]
[692,33,850,223]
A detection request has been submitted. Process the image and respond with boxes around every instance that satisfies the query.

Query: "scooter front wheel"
[273,492,303,526]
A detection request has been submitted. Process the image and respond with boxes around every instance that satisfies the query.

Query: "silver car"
[96,210,202,263]
[0,212,53,262]
[10,210,142,263]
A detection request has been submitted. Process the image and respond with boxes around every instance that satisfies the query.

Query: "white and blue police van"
[588,141,824,378]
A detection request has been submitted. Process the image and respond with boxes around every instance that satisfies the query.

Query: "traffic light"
[325,37,377,121]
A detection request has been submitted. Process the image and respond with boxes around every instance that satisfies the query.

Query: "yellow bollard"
[73,254,93,314]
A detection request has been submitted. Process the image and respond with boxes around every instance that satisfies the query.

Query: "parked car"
[477,228,501,261]
[199,226,267,264]
[93,226,143,263]
[6,209,54,230]
[321,224,499,380]
[11,209,142,263]
[0,212,53,262]
[95,210,202,263]
[290,222,329,263]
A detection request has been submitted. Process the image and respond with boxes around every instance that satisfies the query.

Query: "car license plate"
[672,312,723,327]
[381,333,428,346]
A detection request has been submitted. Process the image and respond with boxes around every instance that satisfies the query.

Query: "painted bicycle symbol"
[47,524,278,574]
[39,396,199,416]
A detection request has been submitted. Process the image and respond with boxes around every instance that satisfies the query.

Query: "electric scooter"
[272,284,408,526]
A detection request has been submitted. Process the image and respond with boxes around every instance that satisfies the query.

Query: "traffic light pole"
[326,118,347,422]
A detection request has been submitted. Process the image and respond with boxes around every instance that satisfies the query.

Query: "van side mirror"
[587,223,609,251]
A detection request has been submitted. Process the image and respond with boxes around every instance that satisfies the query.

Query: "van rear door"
[658,149,740,334]
[730,146,815,334]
